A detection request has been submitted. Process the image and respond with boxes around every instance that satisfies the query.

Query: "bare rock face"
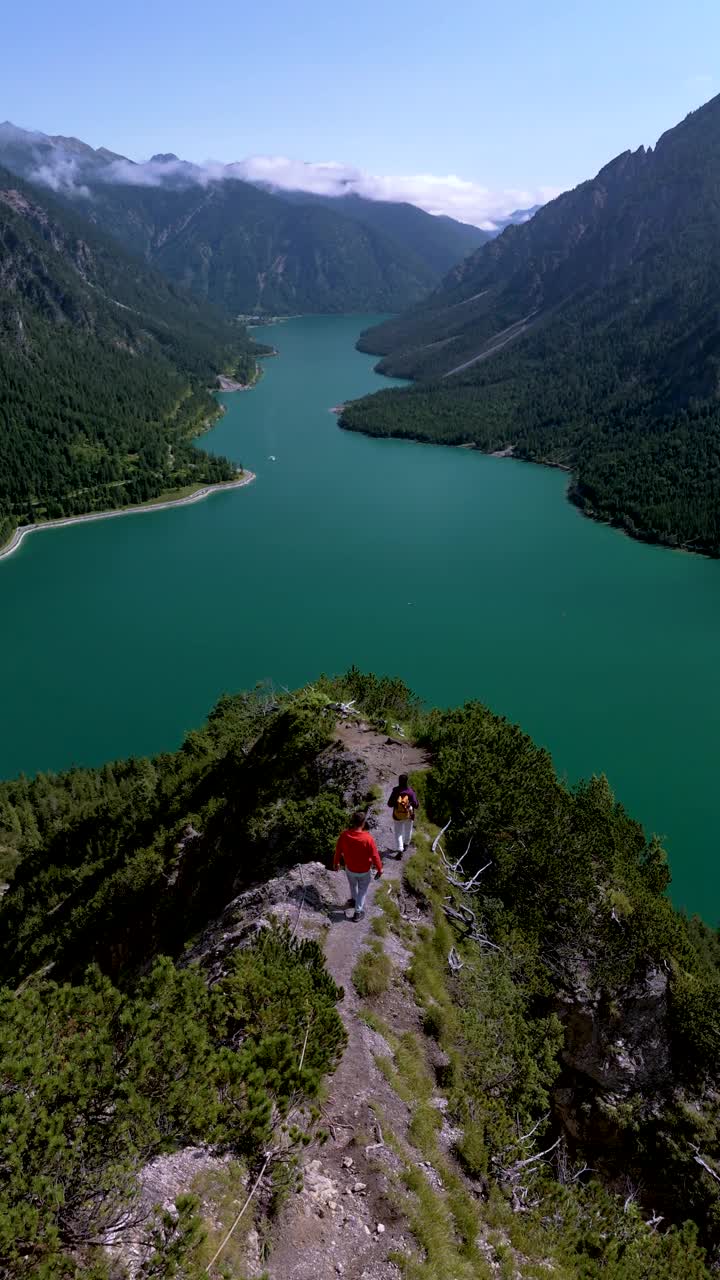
[553,962,672,1144]
[184,861,339,982]
[159,737,369,970]
[104,1147,234,1277]
[315,742,370,810]
[556,963,671,1092]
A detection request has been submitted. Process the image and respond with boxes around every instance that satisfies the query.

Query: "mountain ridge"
[1,671,719,1276]
[342,94,720,554]
[0,162,261,546]
[0,123,495,315]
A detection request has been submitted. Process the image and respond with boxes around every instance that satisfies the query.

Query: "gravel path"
[264,723,429,1280]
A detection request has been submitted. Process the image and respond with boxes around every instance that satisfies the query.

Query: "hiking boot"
[352,909,365,921]
[344,899,355,908]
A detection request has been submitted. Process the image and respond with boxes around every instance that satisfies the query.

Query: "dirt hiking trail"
[263,722,431,1280]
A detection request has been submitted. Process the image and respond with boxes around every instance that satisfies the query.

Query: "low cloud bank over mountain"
[0,123,557,228]
[217,156,561,228]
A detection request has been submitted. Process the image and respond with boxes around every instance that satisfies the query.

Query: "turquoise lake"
[1,315,719,919]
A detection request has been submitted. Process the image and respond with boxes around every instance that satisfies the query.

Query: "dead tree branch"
[208,1154,270,1272]
[434,824,491,895]
[442,899,503,952]
[691,1145,720,1184]
[492,1136,561,1213]
[497,1114,549,1156]
[328,699,360,719]
[431,819,452,853]
[512,1138,561,1171]
[440,856,492,895]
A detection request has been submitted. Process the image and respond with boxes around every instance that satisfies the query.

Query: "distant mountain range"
[342,96,720,555]
[0,124,495,315]
[0,122,518,543]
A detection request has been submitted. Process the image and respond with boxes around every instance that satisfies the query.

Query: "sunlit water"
[2,315,719,918]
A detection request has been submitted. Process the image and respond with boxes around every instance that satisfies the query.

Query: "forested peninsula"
[341,96,720,557]
[0,166,267,550]
[1,671,719,1277]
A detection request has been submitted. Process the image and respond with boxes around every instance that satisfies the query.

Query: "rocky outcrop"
[552,962,672,1150]
[184,861,339,982]
[556,962,671,1095]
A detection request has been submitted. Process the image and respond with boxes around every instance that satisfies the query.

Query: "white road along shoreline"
[0,471,256,563]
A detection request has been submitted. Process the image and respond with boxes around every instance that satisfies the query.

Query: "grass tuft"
[352,937,392,997]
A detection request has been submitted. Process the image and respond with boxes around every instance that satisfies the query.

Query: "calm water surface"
[2,316,719,918]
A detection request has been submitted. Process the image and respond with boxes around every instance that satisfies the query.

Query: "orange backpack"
[393,792,412,820]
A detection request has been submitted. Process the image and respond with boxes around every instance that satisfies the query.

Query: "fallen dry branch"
[298,1019,311,1071]
[441,857,492,894]
[512,1138,561,1171]
[441,835,473,876]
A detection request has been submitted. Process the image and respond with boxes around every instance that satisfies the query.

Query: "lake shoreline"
[1,314,714,921]
[339,417,717,559]
[0,472,256,564]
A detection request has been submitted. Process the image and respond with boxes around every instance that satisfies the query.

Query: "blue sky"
[4,0,719,222]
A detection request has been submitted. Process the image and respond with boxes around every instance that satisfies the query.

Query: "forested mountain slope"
[0,124,486,314]
[0,165,262,546]
[343,95,720,554]
[1,671,719,1277]
[267,187,491,275]
[83,177,440,314]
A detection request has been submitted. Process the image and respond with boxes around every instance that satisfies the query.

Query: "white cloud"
[221,156,562,227]
[21,132,562,228]
[30,156,90,199]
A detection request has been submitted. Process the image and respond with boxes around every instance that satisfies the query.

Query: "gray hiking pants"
[345,869,372,912]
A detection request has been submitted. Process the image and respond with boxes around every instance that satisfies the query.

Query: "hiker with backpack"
[387,773,419,858]
[333,812,383,921]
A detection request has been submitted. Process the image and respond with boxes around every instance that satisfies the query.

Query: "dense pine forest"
[343,96,720,555]
[1,672,719,1276]
[0,166,265,548]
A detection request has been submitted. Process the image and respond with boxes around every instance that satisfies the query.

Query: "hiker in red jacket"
[387,773,419,858]
[333,812,383,921]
